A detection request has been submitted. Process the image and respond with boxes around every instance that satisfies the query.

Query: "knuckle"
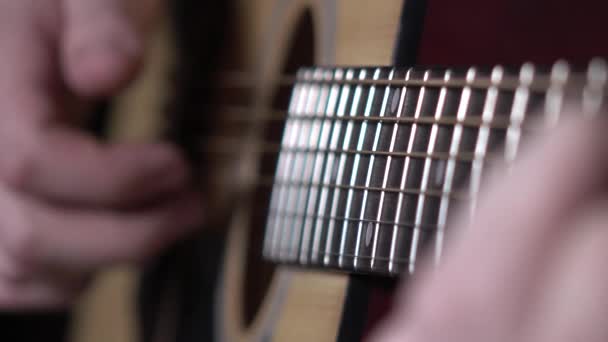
[1,141,36,189]
[2,201,38,266]
[0,254,31,283]
[126,232,165,264]
[118,166,149,195]
[99,152,143,203]
[105,174,142,204]
[127,225,171,264]
[103,216,166,264]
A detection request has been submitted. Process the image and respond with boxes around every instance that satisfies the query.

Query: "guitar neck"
[263,60,607,276]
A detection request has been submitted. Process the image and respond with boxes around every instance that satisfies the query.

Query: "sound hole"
[242,9,315,327]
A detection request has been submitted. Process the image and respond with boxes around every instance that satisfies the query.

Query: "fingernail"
[71,34,141,96]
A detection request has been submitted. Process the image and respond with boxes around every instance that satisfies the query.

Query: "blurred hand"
[0,0,202,309]
[372,116,608,342]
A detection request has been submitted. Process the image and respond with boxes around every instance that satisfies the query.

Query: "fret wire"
[399,70,432,274]
[323,69,357,266]
[376,70,411,273]
[433,68,477,271]
[413,69,451,269]
[266,73,306,259]
[544,61,569,127]
[266,77,304,259]
[264,60,608,274]
[354,68,393,270]
[467,67,503,232]
[263,129,287,256]
[275,70,314,260]
[336,69,369,267]
[583,58,607,116]
[505,64,535,165]
[336,69,377,268]
[282,70,323,261]
[290,68,330,262]
[268,210,440,231]
[310,69,346,263]
[271,77,305,259]
[298,69,336,263]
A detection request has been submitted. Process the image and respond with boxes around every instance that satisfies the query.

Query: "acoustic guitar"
[78,0,608,342]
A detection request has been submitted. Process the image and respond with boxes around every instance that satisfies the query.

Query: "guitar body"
[210,2,402,341]
[133,1,608,342]
[10,1,608,341]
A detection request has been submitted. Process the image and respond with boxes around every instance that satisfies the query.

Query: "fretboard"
[263,60,607,276]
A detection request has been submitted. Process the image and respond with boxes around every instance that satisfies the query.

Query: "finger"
[524,201,608,342]
[373,117,608,341]
[0,250,84,309]
[0,279,77,309]
[62,0,142,97]
[0,2,58,125]
[439,117,608,304]
[0,247,86,309]
[0,125,189,206]
[0,3,183,208]
[0,188,203,271]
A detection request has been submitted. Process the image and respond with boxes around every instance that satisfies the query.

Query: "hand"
[372,116,608,341]
[0,0,202,309]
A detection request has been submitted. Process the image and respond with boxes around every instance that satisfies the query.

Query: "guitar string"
[215,71,602,93]
[245,177,471,201]
[207,92,545,246]
[213,105,527,129]
[220,62,607,270]
[204,141,514,164]
[266,210,442,231]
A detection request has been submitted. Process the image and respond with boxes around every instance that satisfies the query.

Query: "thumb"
[62,0,143,97]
